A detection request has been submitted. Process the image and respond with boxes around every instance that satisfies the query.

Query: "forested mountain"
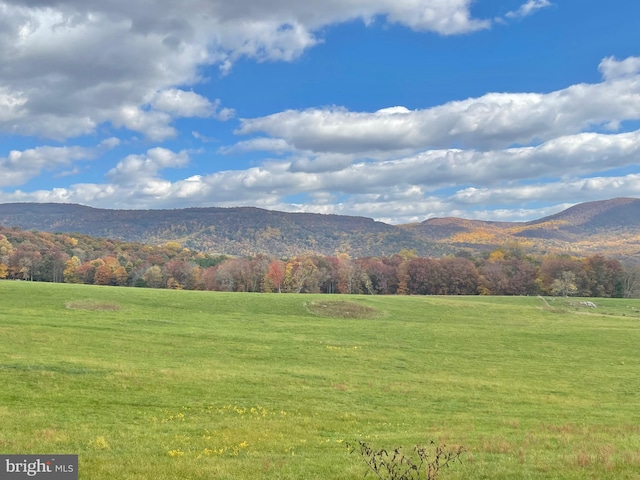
[1,198,640,260]
[0,203,444,257]
[1,200,638,297]
[401,197,640,262]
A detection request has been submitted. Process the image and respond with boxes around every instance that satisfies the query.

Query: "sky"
[1,0,640,224]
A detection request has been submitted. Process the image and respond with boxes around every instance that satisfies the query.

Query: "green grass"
[1,282,640,479]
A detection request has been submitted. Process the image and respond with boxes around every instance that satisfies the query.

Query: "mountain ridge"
[1,198,639,260]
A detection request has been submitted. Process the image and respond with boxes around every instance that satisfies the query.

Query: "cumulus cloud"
[598,56,640,81]
[451,174,640,207]
[4,123,640,223]
[150,90,215,118]
[0,141,117,187]
[98,137,122,150]
[235,57,640,155]
[2,1,639,229]
[106,147,190,185]
[219,137,293,155]
[150,89,235,120]
[0,0,489,140]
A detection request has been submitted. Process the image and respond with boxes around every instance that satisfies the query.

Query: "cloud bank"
[0,0,487,140]
[1,1,639,224]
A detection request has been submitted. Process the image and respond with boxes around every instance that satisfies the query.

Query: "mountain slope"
[1,198,639,259]
[0,203,445,258]
[520,197,640,238]
[402,197,640,260]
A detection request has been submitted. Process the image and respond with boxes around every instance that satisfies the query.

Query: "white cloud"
[150,89,234,120]
[376,0,490,34]
[150,90,215,118]
[219,137,293,154]
[0,87,27,123]
[454,174,640,204]
[5,125,640,223]
[505,0,552,19]
[289,154,358,173]
[235,57,640,155]
[110,107,176,142]
[106,147,190,185]
[192,131,221,143]
[598,56,640,81]
[0,142,116,187]
[0,0,489,140]
[98,137,122,150]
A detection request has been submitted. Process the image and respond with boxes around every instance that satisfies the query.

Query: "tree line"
[1,227,639,298]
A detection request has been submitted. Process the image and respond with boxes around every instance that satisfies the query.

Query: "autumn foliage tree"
[0,225,631,298]
[264,260,285,293]
[283,257,318,293]
[94,264,114,286]
[480,258,537,295]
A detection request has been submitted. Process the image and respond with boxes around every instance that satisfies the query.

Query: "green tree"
[551,271,578,297]
[142,265,164,288]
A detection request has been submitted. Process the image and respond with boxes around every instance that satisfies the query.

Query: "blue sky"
[1,0,640,223]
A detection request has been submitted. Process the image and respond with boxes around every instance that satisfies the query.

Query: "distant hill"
[401,197,640,261]
[0,203,445,258]
[1,198,640,260]
[522,197,640,238]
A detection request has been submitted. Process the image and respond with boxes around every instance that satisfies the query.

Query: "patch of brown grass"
[576,451,591,468]
[66,300,122,311]
[574,444,616,470]
[480,436,513,454]
[546,423,574,434]
[306,301,381,319]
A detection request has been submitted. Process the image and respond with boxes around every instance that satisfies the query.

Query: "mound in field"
[306,300,381,319]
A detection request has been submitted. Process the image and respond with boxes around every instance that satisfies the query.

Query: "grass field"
[1,281,640,479]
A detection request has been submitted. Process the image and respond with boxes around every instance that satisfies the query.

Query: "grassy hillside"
[1,282,640,479]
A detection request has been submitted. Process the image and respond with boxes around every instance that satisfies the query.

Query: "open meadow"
[1,281,640,479]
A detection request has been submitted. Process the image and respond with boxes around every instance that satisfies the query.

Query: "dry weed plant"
[347,440,465,480]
